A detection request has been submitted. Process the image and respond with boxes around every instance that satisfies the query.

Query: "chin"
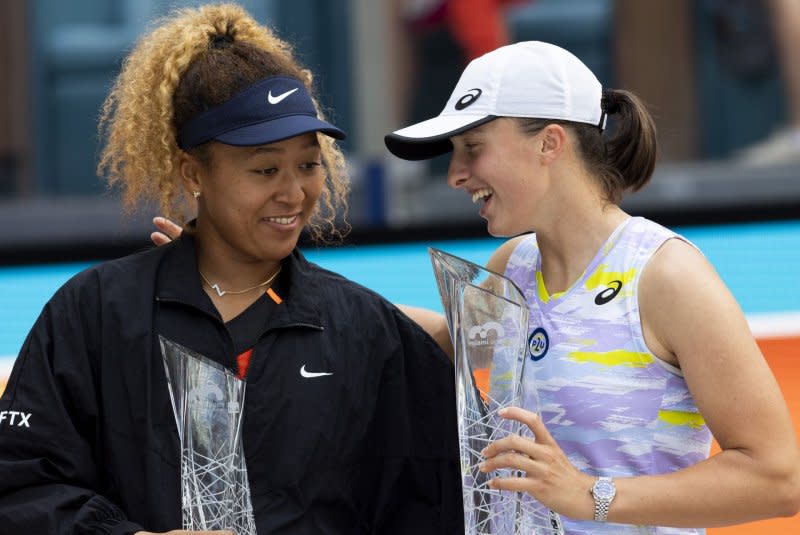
[267,241,297,261]
[250,236,296,262]
[485,220,514,238]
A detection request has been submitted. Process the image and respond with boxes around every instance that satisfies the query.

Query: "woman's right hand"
[151,216,184,246]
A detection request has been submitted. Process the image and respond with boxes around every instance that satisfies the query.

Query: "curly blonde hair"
[97,3,349,241]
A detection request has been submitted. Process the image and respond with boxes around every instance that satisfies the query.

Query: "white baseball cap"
[384,41,605,160]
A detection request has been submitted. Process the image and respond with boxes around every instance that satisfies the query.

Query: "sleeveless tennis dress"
[505,217,712,535]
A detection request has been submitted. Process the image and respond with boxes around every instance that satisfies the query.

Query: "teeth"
[266,216,297,225]
[471,188,493,204]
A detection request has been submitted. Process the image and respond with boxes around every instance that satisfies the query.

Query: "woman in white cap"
[385,41,800,533]
[0,5,463,534]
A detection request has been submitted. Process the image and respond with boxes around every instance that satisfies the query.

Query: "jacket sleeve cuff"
[75,495,145,535]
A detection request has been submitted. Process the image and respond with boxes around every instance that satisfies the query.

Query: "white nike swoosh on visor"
[300,364,333,378]
[268,88,299,105]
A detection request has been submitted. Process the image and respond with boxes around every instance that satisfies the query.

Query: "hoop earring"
[192,191,201,199]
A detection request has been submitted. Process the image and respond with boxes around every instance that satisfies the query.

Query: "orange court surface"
[710,335,800,534]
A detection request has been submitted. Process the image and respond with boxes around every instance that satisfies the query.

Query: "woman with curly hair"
[0,5,461,534]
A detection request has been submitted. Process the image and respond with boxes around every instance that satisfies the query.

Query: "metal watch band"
[594,497,610,522]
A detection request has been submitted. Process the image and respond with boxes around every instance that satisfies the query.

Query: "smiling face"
[447,118,550,237]
[182,132,325,264]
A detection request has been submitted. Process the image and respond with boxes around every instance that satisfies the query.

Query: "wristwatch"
[590,476,616,522]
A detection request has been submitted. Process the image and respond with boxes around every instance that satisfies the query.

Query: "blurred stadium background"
[0,1,798,533]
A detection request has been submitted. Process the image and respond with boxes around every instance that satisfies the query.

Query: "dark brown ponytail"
[600,88,657,198]
[516,88,657,204]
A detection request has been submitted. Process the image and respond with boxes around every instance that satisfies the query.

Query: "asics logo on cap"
[454,88,482,110]
[267,87,298,105]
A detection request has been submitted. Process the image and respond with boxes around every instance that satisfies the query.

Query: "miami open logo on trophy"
[429,248,563,535]
[160,337,257,534]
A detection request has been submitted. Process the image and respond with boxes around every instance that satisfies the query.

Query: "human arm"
[396,304,452,359]
[0,277,146,534]
[604,238,800,525]
[396,236,526,358]
[481,239,800,526]
[363,306,463,534]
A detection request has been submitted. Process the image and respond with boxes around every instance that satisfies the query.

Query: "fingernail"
[480,447,488,456]
[499,408,508,416]
[478,462,486,472]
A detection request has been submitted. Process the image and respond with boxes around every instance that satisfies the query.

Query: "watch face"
[594,479,615,499]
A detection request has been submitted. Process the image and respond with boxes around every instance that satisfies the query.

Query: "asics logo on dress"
[594,280,623,305]
[300,364,333,378]
[267,88,299,105]
[0,410,31,428]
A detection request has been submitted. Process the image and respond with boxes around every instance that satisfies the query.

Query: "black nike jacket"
[0,234,463,534]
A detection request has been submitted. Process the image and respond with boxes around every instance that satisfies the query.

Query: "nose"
[274,171,306,205]
[446,153,469,190]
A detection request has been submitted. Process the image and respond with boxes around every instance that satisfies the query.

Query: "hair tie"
[601,89,620,115]
[210,34,234,49]
[597,89,618,132]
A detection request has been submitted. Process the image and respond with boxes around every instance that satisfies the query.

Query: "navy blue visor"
[177,76,346,150]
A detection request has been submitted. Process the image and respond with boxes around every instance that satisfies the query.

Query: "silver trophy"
[429,248,563,535]
[160,336,257,534]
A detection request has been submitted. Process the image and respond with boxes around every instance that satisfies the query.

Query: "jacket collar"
[156,229,323,329]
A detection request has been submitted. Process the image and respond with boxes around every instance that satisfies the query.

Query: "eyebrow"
[250,140,321,154]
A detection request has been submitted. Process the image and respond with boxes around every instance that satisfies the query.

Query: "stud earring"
[192,191,201,199]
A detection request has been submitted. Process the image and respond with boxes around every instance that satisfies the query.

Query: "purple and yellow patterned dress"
[505,216,712,535]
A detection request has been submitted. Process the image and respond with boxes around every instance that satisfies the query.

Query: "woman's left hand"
[479,406,596,521]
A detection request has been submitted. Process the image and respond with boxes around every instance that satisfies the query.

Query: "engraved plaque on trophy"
[160,336,257,534]
[429,248,563,535]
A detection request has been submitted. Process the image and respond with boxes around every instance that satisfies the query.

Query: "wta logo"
[467,321,505,347]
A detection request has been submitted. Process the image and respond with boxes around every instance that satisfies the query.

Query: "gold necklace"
[199,265,282,297]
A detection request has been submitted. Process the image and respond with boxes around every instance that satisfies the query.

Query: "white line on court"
[748,312,800,339]
[0,357,13,379]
